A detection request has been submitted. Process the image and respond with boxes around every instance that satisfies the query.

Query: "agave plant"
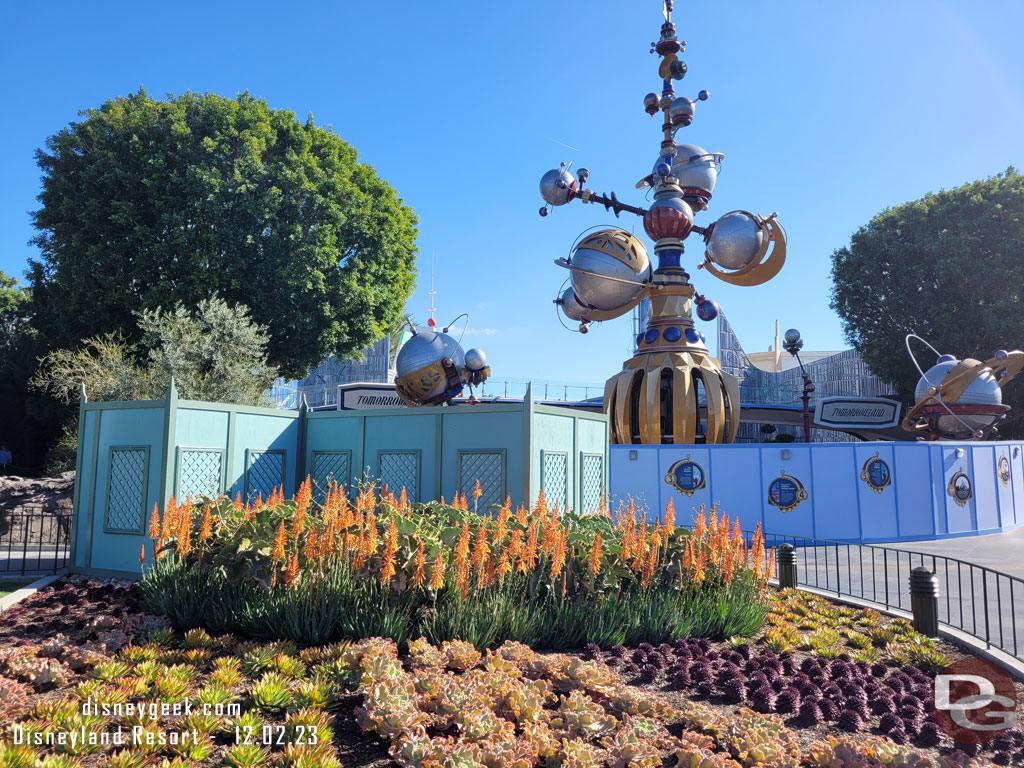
[251,672,295,715]
[223,743,272,768]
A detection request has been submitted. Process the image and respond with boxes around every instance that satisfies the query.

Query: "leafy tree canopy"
[34,297,277,407]
[29,89,418,378]
[831,167,1024,436]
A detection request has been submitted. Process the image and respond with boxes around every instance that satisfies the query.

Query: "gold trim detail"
[767,470,808,514]
[947,467,973,507]
[859,451,891,494]
[664,454,706,497]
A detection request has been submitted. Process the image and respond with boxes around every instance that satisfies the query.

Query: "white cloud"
[463,327,501,336]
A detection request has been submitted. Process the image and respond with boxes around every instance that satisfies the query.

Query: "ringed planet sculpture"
[537,0,787,444]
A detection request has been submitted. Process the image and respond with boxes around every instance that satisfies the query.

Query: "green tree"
[830,168,1024,437]
[0,272,64,475]
[28,89,418,378]
[34,298,277,406]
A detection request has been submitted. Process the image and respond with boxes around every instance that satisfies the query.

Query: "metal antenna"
[427,250,437,326]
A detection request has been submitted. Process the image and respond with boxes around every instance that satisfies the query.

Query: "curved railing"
[754,530,1023,664]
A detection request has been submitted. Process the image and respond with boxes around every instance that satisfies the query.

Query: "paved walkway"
[878,528,1024,579]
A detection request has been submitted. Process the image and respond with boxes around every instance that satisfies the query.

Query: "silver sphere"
[540,167,576,207]
[569,229,651,312]
[559,287,590,321]
[915,360,1002,407]
[464,347,487,372]
[706,211,765,270]
[672,144,719,196]
[784,328,801,346]
[668,97,695,126]
[395,330,466,403]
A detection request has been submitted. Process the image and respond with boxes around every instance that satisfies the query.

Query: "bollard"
[777,543,797,589]
[909,566,940,637]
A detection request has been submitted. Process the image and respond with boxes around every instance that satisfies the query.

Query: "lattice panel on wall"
[379,451,418,502]
[106,448,147,533]
[542,451,568,508]
[246,450,285,501]
[458,451,504,511]
[311,451,351,501]
[178,449,222,500]
[580,454,604,514]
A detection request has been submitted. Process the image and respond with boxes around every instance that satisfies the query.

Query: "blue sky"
[2,1,1022,386]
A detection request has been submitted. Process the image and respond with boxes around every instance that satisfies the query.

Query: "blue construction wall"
[72,384,608,575]
[609,440,1024,543]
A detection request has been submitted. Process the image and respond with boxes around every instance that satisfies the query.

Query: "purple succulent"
[705,650,719,662]
[721,678,746,704]
[623,662,640,676]
[992,734,1016,753]
[671,669,690,688]
[838,709,864,732]
[612,645,628,658]
[751,685,776,714]
[648,652,666,669]
[695,680,714,699]
[879,713,903,734]
[870,662,888,678]
[639,664,658,683]
[657,643,673,657]
[798,682,821,699]
[953,742,980,758]
[776,688,801,714]
[917,721,941,747]
[870,696,896,716]
[993,752,1012,766]
[736,644,752,660]
[798,700,823,726]
[638,642,654,653]
[695,639,711,653]
[689,663,712,683]
[632,649,649,664]
[819,698,839,721]
[888,727,908,745]
[604,655,620,667]
[583,643,601,660]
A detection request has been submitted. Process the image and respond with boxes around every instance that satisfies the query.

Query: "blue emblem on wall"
[948,467,973,507]
[999,454,1011,487]
[767,471,807,513]
[665,454,706,497]
[860,452,891,494]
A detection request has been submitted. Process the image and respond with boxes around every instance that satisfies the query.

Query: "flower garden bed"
[1,487,1019,767]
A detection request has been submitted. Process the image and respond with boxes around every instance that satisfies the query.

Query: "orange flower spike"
[198,506,213,543]
[514,504,528,527]
[233,492,243,512]
[271,520,287,563]
[176,514,191,557]
[642,543,658,589]
[285,551,300,586]
[303,529,320,562]
[766,547,776,581]
[470,521,490,576]
[291,504,307,538]
[380,518,399,584]
[496,548,512,581]
[523,520,539,570]
[440,495,446,508]
[147,504,161,540]
[296,476,313,514]
[364,510,377,555]
[588,531,603,580]
[454,521,471,596]
[429,552,446,590]
[398,486,409,514]
[494,505,510,548]
[549,529,567,580]
[663,498,675,535]
[161,495,177,541]
[534,488,548,518]
[139,545,146,568]
[501,494,512,516]
[412,540,427,588]
[472,479,483,500]
[694,506,707,542]
[508,528,524,563]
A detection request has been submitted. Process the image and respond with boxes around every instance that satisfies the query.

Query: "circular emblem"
[859,452,891,494]
[932,657,1017,744]
[665,454,706,497]
[948,468,973,507]
[767,471,807,513]
[998,454,1011,487]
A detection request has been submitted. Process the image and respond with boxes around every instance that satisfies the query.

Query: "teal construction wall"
[71,383,608,576]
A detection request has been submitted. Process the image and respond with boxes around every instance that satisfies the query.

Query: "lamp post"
[783,328,815,443]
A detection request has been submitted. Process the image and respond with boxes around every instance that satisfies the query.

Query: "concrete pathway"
[878,528,1024,579]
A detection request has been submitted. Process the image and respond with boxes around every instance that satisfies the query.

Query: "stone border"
[0,574,62,613]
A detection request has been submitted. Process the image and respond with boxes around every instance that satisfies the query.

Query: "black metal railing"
[0,508,72,575]
[757,531,1024,664]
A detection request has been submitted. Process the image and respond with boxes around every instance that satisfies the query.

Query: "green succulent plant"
[251,672,294,716]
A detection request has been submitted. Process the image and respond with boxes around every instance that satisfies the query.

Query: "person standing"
[0,445,10,475]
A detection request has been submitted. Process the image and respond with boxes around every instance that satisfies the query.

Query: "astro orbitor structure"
[537,1,786,445]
